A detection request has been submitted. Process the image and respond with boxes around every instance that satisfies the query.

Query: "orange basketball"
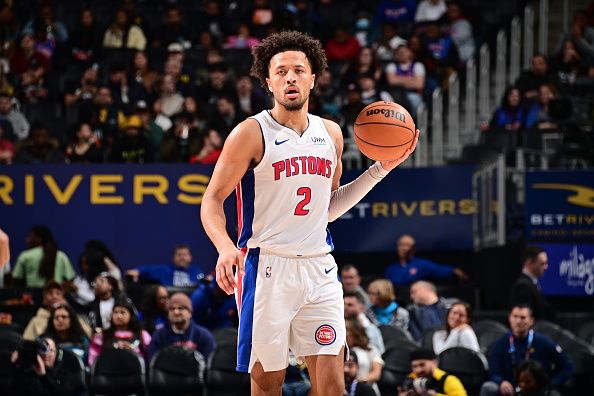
[353,101,416,161]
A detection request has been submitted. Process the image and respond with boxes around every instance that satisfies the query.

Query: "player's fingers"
[237,252,246,277]
[216,263,234,294]
[223,261,237,293]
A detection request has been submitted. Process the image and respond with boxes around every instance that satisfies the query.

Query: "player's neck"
[269,105,309,135]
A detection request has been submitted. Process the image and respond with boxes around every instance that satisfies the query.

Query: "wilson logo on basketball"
[315,324,336,345]
[366,108,406,122]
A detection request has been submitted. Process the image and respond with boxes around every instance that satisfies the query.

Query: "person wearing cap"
[23,281,93,340]
[152,5,193,50]
[147,292,216,362]
[110,113,153,163]
[88,272,121,331]
[399,348,467,396]
[344,350,376,396]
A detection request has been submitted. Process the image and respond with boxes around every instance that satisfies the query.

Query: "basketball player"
[201,31,419,396]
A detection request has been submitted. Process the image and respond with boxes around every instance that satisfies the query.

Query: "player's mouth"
[285,86,299,99]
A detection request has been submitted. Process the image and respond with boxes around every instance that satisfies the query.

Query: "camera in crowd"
[17,338,50,368]
[400,377,439,395]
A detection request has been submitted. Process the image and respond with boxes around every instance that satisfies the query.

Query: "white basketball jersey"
[236,110,337,256]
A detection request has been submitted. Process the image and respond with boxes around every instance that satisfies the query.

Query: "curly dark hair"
[250,30,328,92]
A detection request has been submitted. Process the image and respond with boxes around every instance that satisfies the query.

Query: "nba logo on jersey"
[265,266,272,278]
[315,324,336,345]
[311,136,326,145]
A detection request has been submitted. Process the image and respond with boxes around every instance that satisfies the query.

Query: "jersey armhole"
[320,117,339,165]
[248,116,269,172]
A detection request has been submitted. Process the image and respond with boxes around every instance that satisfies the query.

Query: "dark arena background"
[0,0,593,395]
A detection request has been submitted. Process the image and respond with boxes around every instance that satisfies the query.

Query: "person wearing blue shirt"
[384,235,468,286]
[480,305,573,396]
[191,281,238,330]
[126,244,205,287]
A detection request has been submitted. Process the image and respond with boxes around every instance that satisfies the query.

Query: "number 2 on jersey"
[294,187,311,216]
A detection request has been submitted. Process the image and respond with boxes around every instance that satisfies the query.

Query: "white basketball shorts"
[235,248,345,373]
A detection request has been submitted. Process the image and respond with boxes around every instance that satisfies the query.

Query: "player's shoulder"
[230,117,263,138]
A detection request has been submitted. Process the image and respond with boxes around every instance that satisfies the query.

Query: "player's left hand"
[380,129,420,171]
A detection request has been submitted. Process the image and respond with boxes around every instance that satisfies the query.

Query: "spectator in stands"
[88,297,151,366]
[156,74,184,118]
[111,114,154,163]
[191,280,238,330]
[342,47,383,86]
[147,292,216,361]
[235,74,267,116]
[552,39,589,85]
[0,228,9,270]
[164,55,194,98]
[399,348,467,396]
[524,84,559,130]
[44,303,90,361]
[88,272,120,331]
[90,86,122,146]
[128,50,159,104]
[197,1,225,42]
[0,3,18,60]
[189,128,223,165]
[415,0,447,23]
[312,68,339,109]
[510,246,556,322]
[443,1,476,63]
[14,124,64,164]
[432,301,480,354]
[68,8,101,67]
[126,244,205,287]
[106,62,131,107]
[0,119,15,164]
[225,23,261,50]
[159,111,201,162]
[344,350,377,396]
[70,240,121,310]
[385,234,468,286]
[326,25,362,63]
[63,64,99,121]
[386,43,426,115]
[10,33,50,103]
[488,87,524,132]
[373,23,407,62]
[344,290,385,353]
[136,100,165,157]
[420,21,460,93]
[366,278,410,335]
[340,264,371,306]
[152,5,193,49]
[345,318,384,395]
[557,10,594,62]
[12,226,74,288]
[515,54,553,102]
[358,71,394,105]
[22,2,68,45]
[515,360,562,396]
[196,62,236,115]
[340,82,366,132]
[65,122,104,163]
[209,95,247,139]
[0,92,30,140]
[9,336,86,396]
[249,0,276,39]
[102,8,146,51]
[480,305,573,396]
[139,285,169,335]
[407,281,450,341]
[23,281,92,341]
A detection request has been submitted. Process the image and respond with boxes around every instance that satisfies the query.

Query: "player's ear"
[310,74,315,89]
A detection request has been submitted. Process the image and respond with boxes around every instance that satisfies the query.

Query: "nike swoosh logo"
[275,138,290,145]
[324,267,334,274]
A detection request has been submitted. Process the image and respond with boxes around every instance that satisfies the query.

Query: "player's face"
[266,50,315,112]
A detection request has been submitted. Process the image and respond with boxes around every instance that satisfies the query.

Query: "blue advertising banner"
[539,243,594,297]
[328,165,475,251]
[0,165,475,274]
[525,171,594,241]
[0,165,231,272]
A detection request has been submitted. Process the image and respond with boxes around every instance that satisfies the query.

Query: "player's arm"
[324,119,419,222]
[201,118,263,294]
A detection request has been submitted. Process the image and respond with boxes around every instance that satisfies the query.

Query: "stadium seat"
[205,336,250,396]
[148,346,205,396]
[472,320,508,355]
[577,321,594,346]
[0,329,23,353]
[60,349,87,393]
[377,338,417,395]
[420,329,435,352]
[378,325,416,352]
[438,347,488,396]
[548,327,594,395]
[0,349,15,390]
[90,348,145,396]
[533,320,563,342]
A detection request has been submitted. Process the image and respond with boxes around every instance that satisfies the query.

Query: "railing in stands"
[478,44,491,125]
[447,72,461,159]
[431,88,444,166]
[464,58,478,145]
[509,17,521,86]
[538,0,549,54]
[523,4,535,69]
[495,30,507,109]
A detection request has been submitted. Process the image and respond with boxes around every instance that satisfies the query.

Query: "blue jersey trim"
[237,170,256,248]
[236,248,259,372]
[325,228,334,252]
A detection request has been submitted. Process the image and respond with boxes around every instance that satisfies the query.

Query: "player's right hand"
[215,247,244,295]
